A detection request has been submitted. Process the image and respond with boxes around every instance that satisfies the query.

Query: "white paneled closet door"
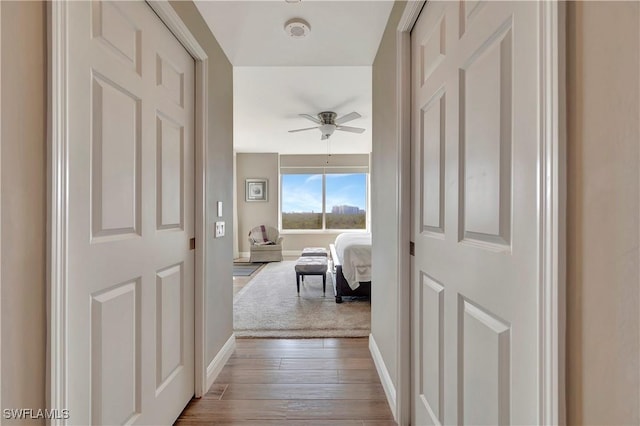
[66,1,195,424]
[411,1,542,424]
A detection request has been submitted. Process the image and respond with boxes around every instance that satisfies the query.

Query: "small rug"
[233,262,263,277]
[234,261,370,338]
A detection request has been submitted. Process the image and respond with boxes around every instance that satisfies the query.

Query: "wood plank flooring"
[175,338,396,425]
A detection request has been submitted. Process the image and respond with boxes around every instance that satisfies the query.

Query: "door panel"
[91,74,142,239]
[411,2,540,425]
[67,1,195,424]
[156,263,185,390]
[420,90,445,235]
[91,280,141,426]
[92,0,141,74]
[156,113,185,230]
[459,20,512,246]
[418,273,445,424]
[460,297,510,425]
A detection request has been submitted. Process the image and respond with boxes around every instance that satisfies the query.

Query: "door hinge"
[409,241,415,256]
[190,237,196,250]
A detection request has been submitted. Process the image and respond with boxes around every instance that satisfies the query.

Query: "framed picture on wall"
[245,178,268,202]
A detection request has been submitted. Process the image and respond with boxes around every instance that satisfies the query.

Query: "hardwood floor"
[175,338,396,425]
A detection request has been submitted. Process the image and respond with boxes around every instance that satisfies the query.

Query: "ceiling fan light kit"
[288,111,366,140]
[284,18,310,38]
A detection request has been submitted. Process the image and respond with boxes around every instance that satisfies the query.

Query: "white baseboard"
[369,333,398,421]
[206,334,236,392]
[239,251,249,259]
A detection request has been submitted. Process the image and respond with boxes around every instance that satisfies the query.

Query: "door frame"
[0,1,3,413]
[47,2,210,422]
[394,1,566,424]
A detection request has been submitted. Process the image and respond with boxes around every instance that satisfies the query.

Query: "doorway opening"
[230,69,373,340]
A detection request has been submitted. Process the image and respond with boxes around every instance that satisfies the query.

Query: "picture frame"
[245,178,268,202]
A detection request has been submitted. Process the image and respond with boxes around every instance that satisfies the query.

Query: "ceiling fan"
[288,111,365,140]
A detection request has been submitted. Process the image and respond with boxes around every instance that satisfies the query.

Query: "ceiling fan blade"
[336,125,365,134]
[299,114,322,124]
[288,126,319,133]
[335,112,361,125]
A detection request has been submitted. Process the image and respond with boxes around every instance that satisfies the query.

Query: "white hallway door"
[66,1,195,424]
[411,1,542,425]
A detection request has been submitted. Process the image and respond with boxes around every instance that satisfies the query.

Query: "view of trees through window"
[281,173,367,230]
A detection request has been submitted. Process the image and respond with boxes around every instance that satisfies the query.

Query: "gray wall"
[1,1,47,421]
[370,0,406,391]
[566,2,640,423]
[235,153,346,255]
[170,1,235,365]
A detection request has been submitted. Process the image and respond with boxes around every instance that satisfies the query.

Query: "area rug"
[233,262,264,277]
[234,261,370,338]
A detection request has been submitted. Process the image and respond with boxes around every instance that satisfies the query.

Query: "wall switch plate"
[217,201,223,217]
[214,221,225,238]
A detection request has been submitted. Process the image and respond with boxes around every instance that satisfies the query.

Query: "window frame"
[279,170,369,233]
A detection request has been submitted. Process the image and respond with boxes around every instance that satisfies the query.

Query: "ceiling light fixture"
[285,0,301,3]
[284,18,310,38]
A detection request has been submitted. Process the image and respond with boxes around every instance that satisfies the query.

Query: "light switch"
[214,221,225,238]
[217,201,223,217]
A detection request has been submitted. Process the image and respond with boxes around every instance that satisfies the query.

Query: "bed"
[329,232,372,303]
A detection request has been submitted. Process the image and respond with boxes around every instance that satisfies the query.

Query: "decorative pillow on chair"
[250,225,275,245]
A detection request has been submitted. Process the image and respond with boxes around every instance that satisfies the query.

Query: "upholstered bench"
[301,247,328,257]
[294,256,328,294]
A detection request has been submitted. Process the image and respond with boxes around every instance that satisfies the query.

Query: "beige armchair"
[248,225,284,263]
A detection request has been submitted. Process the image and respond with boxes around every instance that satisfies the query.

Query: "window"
[281,172,367,231]
[281,174,323,230]
[325,174,367,229]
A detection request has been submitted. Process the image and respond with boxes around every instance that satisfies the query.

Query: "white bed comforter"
[334,232,372,290]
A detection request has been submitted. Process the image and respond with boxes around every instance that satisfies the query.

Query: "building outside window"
[281,172,367,230]
[279,154,369,231]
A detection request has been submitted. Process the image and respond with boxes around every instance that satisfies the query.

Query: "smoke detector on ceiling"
[284,18,310,38]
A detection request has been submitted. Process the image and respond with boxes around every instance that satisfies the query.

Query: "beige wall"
[1,1,47,420]
[281,233,343,252]
[235,153,345,254]
[233,152,239,258]
[566,2,640,424]
[170,1,235,365]
[236,153,279,254]
[370,0,406,391]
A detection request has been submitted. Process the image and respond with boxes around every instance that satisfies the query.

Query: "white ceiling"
[194,1,394,66]
[233,66,372,154]
[194,0,392,154]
